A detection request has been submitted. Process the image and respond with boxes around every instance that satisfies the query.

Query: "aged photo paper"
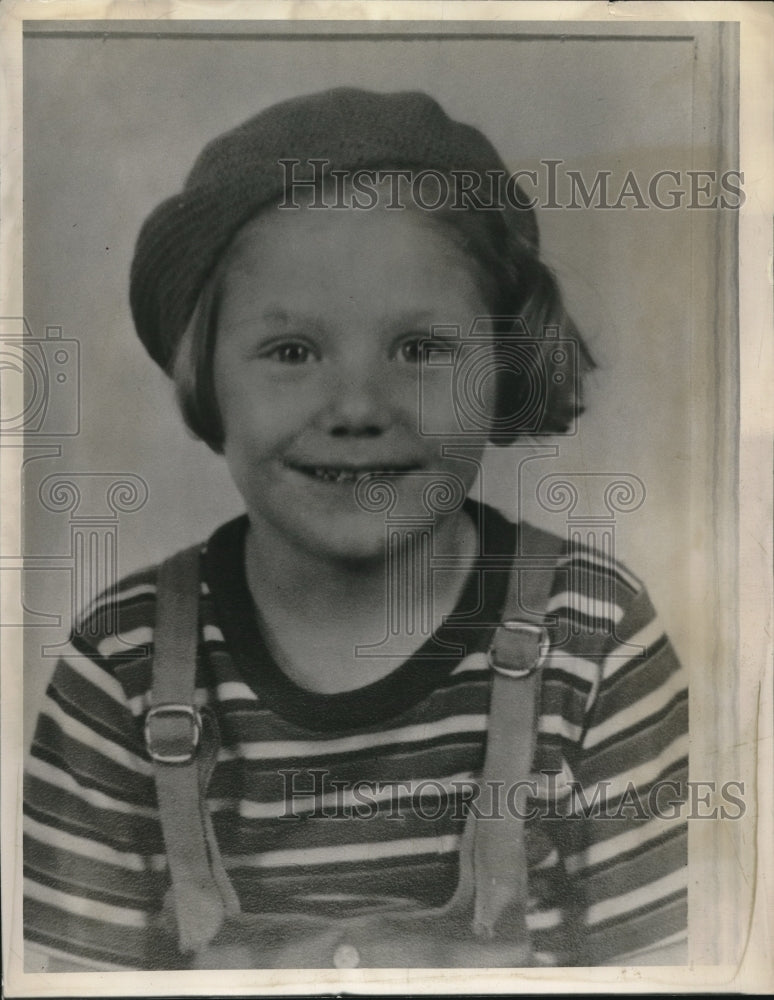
[1,1,772,996]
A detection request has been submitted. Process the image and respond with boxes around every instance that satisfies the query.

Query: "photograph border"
[2,2,771,996]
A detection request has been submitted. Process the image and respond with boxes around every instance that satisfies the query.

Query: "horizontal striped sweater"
[24,502,688,969]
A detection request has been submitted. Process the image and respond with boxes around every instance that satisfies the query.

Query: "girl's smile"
[212,199,496,562]
[281,462,422,484]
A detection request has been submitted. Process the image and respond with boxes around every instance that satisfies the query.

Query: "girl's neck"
[244,506,476,620]
[242,507,479,693]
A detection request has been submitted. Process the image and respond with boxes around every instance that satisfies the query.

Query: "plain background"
[20,24,711,737]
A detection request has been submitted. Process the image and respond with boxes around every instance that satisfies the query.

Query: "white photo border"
[1,2,771,996]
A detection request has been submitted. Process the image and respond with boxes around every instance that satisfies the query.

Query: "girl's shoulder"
[486,502,649,613]
[72,554,188,657]
[66,525,234,694]
[494,509,666,675]
[72,515,249,648]
[63,557,186,719]
[544,529,650,617]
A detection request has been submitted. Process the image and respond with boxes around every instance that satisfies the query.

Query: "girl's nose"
[323,366,388,438]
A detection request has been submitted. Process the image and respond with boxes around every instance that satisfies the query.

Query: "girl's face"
[213,201,495,563]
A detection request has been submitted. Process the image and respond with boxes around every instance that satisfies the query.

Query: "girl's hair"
[172,190,594,454]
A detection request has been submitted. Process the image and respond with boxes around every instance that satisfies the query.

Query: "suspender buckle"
[144,703,203,764]
[488,622,550,678]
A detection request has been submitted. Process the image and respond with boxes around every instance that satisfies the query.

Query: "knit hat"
[130,87,539,371]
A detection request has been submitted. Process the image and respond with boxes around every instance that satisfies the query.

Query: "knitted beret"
[130,87,539,371]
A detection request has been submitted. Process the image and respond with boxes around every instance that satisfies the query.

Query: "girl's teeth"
[313,467,358,483]
[291,464,410,483]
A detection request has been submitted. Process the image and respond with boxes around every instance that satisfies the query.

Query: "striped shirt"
[23,502,688,969]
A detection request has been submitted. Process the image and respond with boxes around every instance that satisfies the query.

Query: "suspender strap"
[148,522,564,956]
[146,545,238,954]
[471,522,564,941]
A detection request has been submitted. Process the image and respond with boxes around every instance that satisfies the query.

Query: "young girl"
[23,88,688,971]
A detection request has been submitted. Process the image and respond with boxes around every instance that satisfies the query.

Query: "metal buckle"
[144,704,202,764]
[487,622,550,678]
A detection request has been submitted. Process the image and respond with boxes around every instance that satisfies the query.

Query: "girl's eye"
[396,337,424,364]
[397,330,440,365]
[264,342,315,364]
[396,336,458,365]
